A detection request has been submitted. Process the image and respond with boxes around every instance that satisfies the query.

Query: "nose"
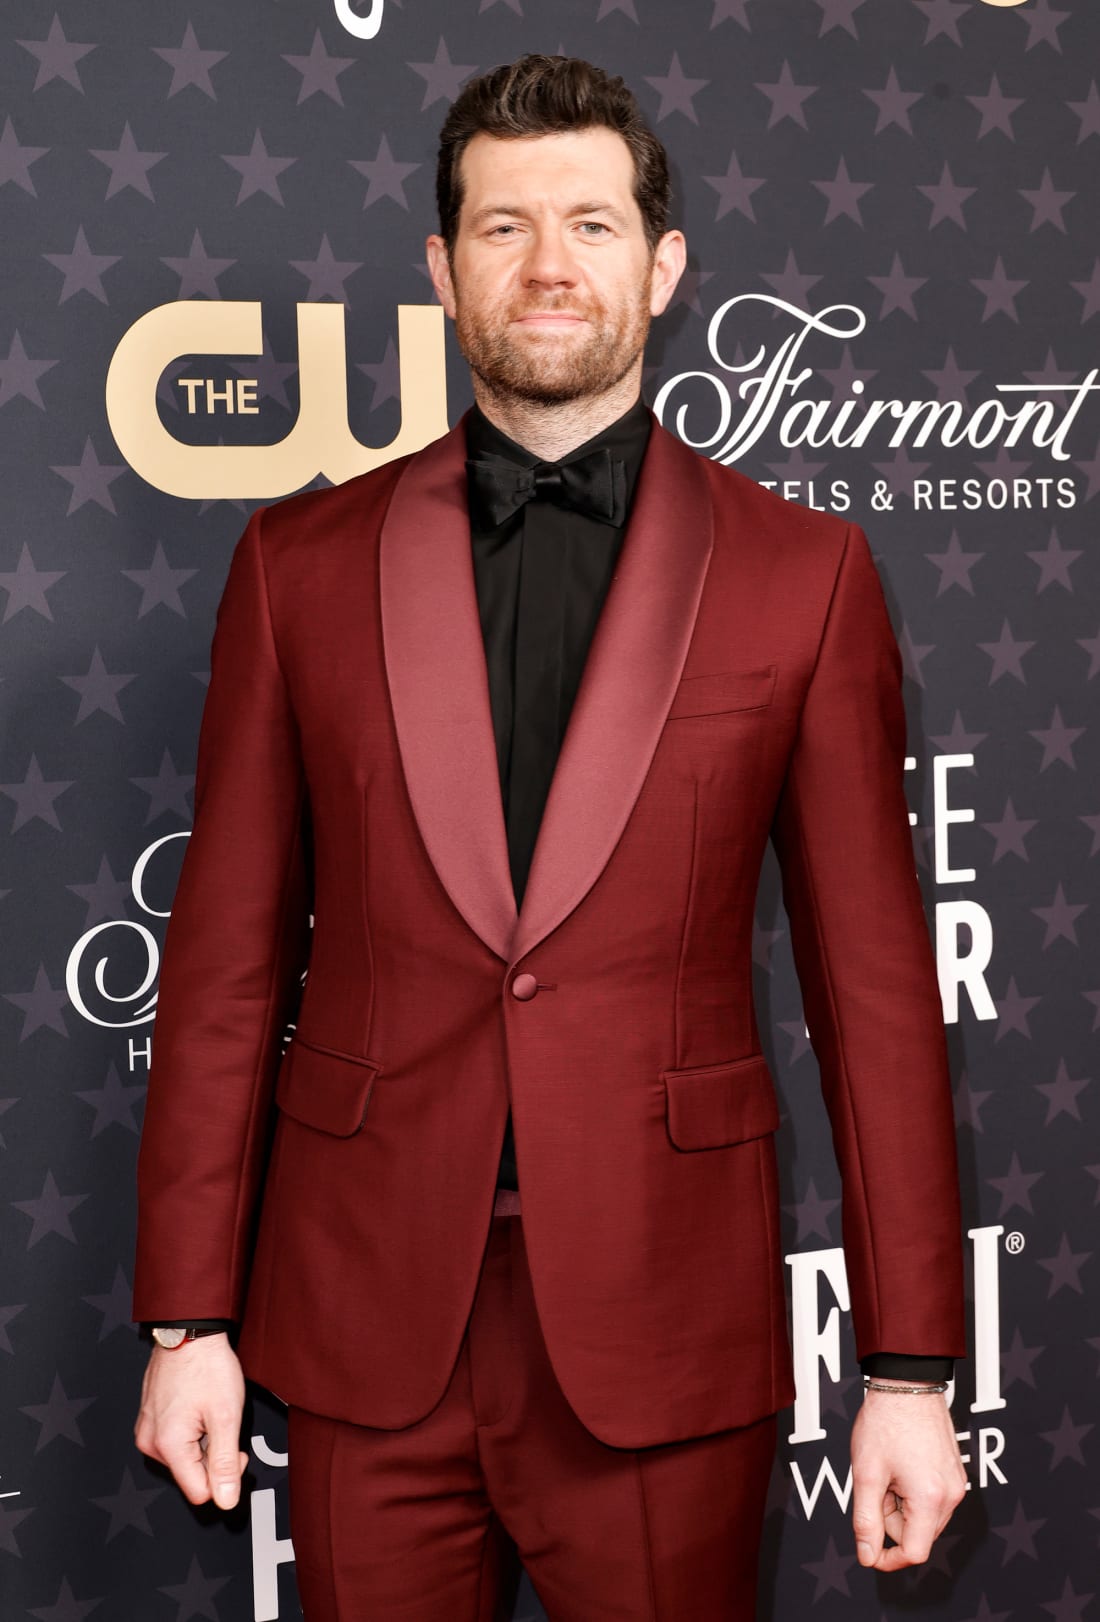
[520,224,578,291]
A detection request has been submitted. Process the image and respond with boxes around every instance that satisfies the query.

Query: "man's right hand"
[134,1333,249,1509]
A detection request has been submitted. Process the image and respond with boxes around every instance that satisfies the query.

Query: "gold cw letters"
[105,301,449,500]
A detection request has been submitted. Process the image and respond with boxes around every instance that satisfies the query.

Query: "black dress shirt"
[156,395,954,1383]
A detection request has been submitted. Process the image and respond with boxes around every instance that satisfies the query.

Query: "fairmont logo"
[652,294,1099,467]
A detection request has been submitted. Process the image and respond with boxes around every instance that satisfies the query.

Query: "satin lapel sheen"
[380,418,518,962]
[380,416,715,968]
[510,422,714,964]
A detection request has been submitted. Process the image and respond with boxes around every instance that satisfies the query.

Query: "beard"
[452,280,653,407]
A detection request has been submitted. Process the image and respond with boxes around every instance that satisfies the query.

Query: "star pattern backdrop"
[2,1,1098,1618]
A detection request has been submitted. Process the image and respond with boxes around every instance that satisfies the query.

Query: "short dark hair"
[436,54,672,256]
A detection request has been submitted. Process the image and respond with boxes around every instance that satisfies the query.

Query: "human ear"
[425,235,458,319]
[649,230,688,318]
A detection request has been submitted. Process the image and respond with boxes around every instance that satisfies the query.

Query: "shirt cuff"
[860,1352,954,1382]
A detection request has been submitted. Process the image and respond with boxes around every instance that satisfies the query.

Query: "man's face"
[426,128,685,408]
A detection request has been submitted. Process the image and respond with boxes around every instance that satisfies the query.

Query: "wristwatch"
[151,1325,227,1350]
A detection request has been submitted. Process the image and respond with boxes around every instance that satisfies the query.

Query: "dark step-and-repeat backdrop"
[3,1,1096,1617]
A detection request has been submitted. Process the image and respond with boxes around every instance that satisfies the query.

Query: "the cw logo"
[105,301,448,500]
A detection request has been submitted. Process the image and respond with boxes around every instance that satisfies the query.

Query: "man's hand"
[849,1384,968,1571]
[134,1334,249,1510]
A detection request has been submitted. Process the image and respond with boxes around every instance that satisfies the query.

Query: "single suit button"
[511,972,538,1001]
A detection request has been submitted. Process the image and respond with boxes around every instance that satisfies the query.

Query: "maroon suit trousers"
[286,1205,777,1620]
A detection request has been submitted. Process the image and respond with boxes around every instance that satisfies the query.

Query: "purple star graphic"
[76,1061,146,1135]
[161,230,235,300]
[1068,80,1100,143]
[1027,528,1081,592]
[1079,626,1100,679]
[92,1467,164,1541]
[1032,883,1087,948]
[1017,0,1070,53]
[926,531,983,595]
[289,235,363,302]
[357,338,400,412]
[972,257,1028,323]
[18,15,95,92]
[813,0,867,38]
[20,1375,94,1451]
[131,749,195,824]
[0,332,57,410]
[90,123,166,201]
[158,1556,232,1621]
[50,438,127,515]
[867,252,926,319]
[644,53,709,124]
[977,619,1034,684]
[1036,1060,1091,1126]
[995,977,1041,1041]
[703,148,765,222]
[67,856,133,927]
[954,1067,993,1134]
[283,29,355,105]
[0,116,49,194]
[1080,811,1100,855]
[1029,707,1084,771]
[755,61,817,131]
[349,135,420,211]
[784,1177,841,1243]
[28,1576,103,1621]
[1020,168,1074,232]
[597,0,639,17]
[121,542,198,617]
[152,22,226,98]
[760,249,823,311]
[12,1173,87,1246]
[922,347,980,403]
[1001,1326,1044,1391]
[408,39,478,112]
[222,130,296,205]
[0,756,74,831]
[913,0,968,47]
[864,66,923,134]
[59,647,136,723]
[988,1152,1044,1216]
[929,712,988,757]
[918,160,975,228]
[83,1265,137,1341]
[813,157,873,226]
[1037,1234,1091,1296]
[967,73,1024,141]
[711,0,752,25]
[43,226,120,304]
[981,798,1036,863]
[802,1534,858,1600]
[1071,261,1100,322]
[0,544,66,622]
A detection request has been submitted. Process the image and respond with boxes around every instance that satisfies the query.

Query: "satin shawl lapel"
[379,414,715,965]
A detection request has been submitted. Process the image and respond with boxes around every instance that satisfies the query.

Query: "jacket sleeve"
[770,523,967,1365]
[132,506,312,1322]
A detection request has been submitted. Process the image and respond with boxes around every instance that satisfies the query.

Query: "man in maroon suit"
[134,54,968,1619]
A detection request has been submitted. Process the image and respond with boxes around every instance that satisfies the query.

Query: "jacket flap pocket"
[661,1053,780,1151]
[665,665,777,720]
[275,1035,379,1138]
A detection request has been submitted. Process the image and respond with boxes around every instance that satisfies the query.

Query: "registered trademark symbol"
[1005,1231,1025,1255]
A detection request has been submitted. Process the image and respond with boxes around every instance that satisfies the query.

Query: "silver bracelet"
[863,1378,948,1395]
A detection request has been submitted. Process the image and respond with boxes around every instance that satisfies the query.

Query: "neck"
[470,364,645,461]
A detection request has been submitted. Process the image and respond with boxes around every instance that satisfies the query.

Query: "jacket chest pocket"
[665,665,777,721]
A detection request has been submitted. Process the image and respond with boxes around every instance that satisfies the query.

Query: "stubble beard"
[453,281,653,409]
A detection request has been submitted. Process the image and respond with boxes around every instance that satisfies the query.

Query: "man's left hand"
[849,1383,968,1571]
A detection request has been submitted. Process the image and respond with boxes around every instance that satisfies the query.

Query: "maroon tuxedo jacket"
[133,412,967,1448]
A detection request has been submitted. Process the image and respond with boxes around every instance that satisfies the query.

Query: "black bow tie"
[466,446,628,530]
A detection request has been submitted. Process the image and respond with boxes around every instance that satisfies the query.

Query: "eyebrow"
[467,201,631,230]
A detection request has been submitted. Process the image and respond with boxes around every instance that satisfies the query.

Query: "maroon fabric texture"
[286,1213,777,1622]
